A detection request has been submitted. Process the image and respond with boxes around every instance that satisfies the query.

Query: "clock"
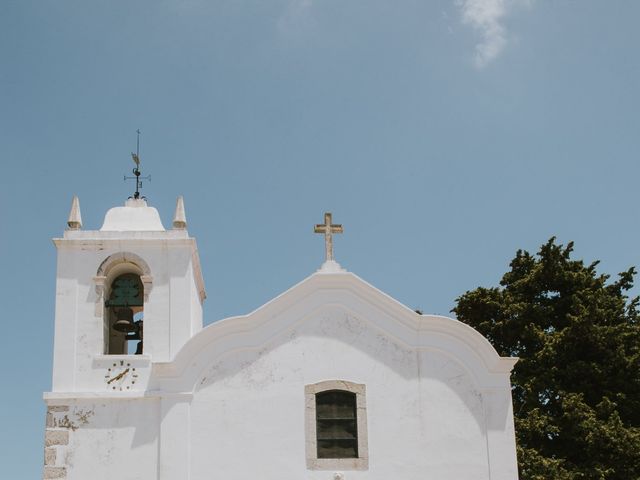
[105,360,139,391]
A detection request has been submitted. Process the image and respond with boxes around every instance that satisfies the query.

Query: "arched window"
[305,381,368,470]
[105,273,144,355]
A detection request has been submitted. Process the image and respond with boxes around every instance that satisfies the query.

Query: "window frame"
[305,380,368,470]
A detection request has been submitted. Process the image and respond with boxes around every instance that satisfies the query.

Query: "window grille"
[316,390,358,459]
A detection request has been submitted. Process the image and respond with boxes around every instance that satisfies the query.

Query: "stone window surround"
[305,380,368,471]
[94,252,153,305]
[93,253,153,315]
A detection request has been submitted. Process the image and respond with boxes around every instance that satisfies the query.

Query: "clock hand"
[107,368,130,384]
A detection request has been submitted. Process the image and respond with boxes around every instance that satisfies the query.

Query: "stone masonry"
[43,405,69,479]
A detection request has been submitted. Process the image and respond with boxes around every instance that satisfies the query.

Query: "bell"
[113,307,137,333]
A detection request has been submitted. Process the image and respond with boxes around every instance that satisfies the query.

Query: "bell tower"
[49,194,206,393]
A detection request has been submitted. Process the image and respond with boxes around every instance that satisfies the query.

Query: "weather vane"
[124,129,151,199]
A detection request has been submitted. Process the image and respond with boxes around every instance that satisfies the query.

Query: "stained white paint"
[44,200,520,480]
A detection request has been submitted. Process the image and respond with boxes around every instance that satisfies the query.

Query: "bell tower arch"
[95,252,152,355]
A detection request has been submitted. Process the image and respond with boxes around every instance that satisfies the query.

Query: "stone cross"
[314,212,343,262]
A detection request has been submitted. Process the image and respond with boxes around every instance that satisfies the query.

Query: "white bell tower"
[49,195,206,394]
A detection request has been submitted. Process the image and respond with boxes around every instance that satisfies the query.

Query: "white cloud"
[457,0,531,68]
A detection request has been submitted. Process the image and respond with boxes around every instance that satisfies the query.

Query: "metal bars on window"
[315,390,358,459]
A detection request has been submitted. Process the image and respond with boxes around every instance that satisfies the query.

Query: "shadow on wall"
[194,305,493,433]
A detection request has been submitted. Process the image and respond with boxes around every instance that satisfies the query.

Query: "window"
[305,381,368,470]
[316,391,358,458]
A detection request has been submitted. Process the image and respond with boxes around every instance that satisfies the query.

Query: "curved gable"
[152,271,517,392]
[155,273,517,392]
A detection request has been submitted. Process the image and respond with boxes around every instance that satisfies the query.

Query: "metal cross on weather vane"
[314,212,343,262]
[124,129,151,199]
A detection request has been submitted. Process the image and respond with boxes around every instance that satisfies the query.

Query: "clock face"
[105,360,139,391]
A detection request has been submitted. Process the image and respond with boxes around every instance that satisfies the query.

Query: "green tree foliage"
[452,238,640,480]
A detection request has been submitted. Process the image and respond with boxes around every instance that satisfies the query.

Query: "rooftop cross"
[314,212,343,262]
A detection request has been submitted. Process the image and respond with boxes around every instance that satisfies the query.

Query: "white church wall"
[188,305,492,480]
[44,399,160,480]
[483,388,519,480]
[189,261,204,336]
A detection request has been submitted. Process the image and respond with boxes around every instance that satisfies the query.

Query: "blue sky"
[1,1,639,476]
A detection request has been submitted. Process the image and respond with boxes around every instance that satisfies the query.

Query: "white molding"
[96,251,152,277]
[152,271,517,393]
[92,354,152,362]
[53,235,193,246]
[191,247,206,303]
[43,391,193,402]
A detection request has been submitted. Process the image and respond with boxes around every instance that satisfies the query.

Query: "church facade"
[43,195,519,480]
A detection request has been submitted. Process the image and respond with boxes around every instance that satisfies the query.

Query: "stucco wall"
[44,399,159,480]
[51,234,204,393]
[189,306,492,480]
[45,268,517,480]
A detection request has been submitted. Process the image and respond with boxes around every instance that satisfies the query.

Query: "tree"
[453,238,640,480]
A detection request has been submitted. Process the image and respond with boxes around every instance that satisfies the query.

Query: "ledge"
[43,391,193,402]
[92,354,152,362]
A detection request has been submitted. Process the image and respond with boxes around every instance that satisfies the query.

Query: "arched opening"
[96,252,151,355]
[105,273,144,355]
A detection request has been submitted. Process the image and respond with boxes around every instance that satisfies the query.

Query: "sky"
[1,0,639,477]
